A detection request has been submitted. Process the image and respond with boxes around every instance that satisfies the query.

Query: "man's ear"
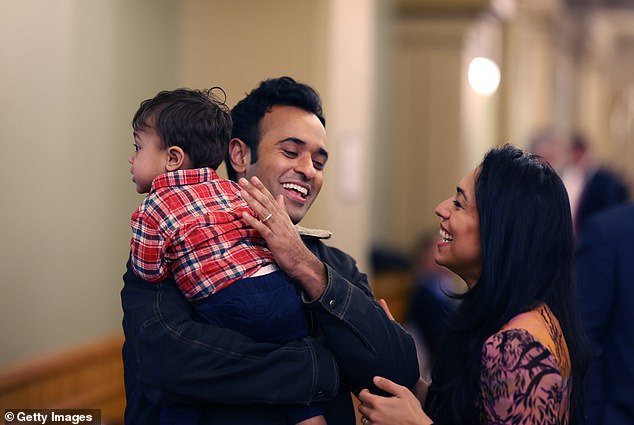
[228,138,250,174]
[165,146,187,171]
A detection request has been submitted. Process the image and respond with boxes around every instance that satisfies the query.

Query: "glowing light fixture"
[468,57,500,95]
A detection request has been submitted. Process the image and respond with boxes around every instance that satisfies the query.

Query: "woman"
[358,145,588,425]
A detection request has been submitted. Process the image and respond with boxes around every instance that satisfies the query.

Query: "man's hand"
[239,176,328,300]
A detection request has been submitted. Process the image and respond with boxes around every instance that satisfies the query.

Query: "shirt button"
[316,390,325,397]
[328,299,337,308]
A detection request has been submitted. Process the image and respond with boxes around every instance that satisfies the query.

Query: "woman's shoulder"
[480,327,572,424]
[500,306,556,349]
[482,328,551,363]
[483,326,559,370]
[497,305,570,375]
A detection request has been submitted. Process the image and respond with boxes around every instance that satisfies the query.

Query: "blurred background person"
[404,230,458,381]
[566,132,628,235]
[528,126,571,175]
[576,202,634,425]
[528,128,629,237]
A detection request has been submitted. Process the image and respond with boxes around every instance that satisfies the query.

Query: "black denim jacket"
[121,230,419,424]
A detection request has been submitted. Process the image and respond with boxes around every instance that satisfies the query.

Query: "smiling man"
[121,77,419,425]
[228,101,328,224]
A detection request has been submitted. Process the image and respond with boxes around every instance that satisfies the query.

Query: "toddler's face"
[128,126,167,193]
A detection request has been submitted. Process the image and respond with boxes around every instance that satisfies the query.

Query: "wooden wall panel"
[0,334,125,425]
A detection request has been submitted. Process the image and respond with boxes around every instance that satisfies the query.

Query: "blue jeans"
[160,270,322,425]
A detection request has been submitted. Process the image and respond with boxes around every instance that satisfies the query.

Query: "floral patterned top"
[478,327,572,425]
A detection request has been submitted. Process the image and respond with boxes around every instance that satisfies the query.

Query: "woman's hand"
[377,299,395,321]
[413,377,429,407]
[358,376,433,425]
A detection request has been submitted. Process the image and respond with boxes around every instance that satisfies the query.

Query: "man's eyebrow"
[280,137,329,159]
[457,186,468,202]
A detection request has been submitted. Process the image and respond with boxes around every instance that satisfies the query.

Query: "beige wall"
[0,0,181,364]
[374,3,506,251]
[576,9,634,188]
[377,17,472,250]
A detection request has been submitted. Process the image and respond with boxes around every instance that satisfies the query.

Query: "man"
[567,133,627,235]
[576,202,634,425]
[121,76,419,424]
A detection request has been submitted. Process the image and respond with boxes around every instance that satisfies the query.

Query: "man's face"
[244,105,328,224]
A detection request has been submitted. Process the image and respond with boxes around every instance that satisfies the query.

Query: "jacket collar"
[296,225,332,240]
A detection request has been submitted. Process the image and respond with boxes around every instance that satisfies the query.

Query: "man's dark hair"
[132,88,232,169]
[226,76,325,181]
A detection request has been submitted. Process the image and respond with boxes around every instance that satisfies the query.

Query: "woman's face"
[434,168,481,286]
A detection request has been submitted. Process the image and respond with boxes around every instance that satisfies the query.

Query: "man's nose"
[295,155,316,179]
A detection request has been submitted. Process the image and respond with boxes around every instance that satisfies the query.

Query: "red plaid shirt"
[130,168,275,301]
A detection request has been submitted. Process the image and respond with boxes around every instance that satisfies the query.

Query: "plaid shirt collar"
[151,168,218,192]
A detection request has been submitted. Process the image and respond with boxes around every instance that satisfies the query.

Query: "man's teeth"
[440,229,453,242]
[282,183,308,197]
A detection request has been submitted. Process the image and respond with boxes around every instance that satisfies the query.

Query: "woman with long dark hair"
[358,145,589,425]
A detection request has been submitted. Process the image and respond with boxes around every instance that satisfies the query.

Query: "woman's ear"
[165,146,188,171]
[228,138,250,174]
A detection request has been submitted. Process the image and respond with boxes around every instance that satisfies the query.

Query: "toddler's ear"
[165,146,187,171]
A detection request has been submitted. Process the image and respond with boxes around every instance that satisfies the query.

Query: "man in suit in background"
[568,133,628,235]
[528,129,628,236]
[576,202,634,425]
